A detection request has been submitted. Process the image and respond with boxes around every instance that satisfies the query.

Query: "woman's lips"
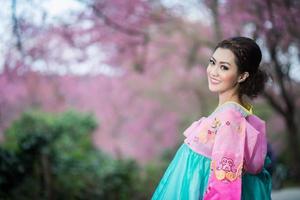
[209,77,221,84]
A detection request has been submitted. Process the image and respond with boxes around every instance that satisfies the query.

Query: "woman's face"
[206,48,240,94]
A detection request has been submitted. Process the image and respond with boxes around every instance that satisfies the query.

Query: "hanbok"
[152,101,272,200]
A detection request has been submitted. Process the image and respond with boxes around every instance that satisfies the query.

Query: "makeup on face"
[206,48,239,93]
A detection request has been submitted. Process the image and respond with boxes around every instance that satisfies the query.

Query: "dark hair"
[215,36,268,99]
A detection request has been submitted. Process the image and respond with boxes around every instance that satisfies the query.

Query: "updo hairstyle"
[215,37,268,99]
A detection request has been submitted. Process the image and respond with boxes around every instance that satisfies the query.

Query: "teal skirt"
[151,143,272,200]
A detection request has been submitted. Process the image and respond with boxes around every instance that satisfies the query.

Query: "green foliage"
[0,110,141,199]
[138,161,167,199]
[253,102,273,120]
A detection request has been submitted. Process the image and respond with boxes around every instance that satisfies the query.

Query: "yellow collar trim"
[218,101,253,115]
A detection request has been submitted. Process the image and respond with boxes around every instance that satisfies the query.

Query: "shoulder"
[211,102,250,119]
[210,103,266,131]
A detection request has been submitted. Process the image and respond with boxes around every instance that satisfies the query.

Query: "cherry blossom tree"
[217,0,300,179]
[1,0,214,163]
[3,0,299,171]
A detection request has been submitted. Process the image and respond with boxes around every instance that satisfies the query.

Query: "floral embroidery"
[198,129,216,144]
[224,120,244,135]
[217,157,236,172]
[211,118,222,129]
[236,125,243,134]
[210,157,243,182]
[197,118,222,144]
[198,132,204,142]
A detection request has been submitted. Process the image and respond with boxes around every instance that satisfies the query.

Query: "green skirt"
[152,143,272,200]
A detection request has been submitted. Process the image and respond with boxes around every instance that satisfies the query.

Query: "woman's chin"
[208,85,220,92]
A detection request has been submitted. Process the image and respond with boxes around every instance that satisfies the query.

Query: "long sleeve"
[244,115,267,174]
[182,117,205,137]
[203,108,246,200]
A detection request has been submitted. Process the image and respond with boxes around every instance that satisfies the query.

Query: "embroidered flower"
[236,125,243,134]
[211,118,222,128]
[212,157,241,182]
[217,157,236,172]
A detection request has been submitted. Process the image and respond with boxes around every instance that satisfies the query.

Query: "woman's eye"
[209,59,215,65]
[220,65,229,70]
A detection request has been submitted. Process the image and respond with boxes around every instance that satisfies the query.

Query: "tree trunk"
[285,116,300,178]
[42,154,53,200]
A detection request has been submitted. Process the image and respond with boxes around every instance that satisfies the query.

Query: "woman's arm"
[244,115,267,174]
[203,107,267,200]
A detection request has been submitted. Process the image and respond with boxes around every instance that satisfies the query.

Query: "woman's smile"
[209,77,221,84]
[206,48,239,93]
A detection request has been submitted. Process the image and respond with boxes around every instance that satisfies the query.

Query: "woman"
[151,37,272,200]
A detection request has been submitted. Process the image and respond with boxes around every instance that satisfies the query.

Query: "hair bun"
[241,68,268,98]
[216,37,268,99]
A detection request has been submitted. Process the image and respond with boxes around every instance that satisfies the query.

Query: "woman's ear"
[238,72,249,83]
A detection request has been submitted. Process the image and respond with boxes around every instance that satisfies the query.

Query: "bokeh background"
[1,0,300,199]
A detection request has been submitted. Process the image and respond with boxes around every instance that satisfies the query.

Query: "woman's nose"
[210,66,219,77]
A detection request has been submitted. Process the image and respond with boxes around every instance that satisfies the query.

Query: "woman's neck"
[218,92,244,107]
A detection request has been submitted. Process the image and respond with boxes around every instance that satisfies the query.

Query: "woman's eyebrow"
[220,61,231,66]
[211,56,231,66]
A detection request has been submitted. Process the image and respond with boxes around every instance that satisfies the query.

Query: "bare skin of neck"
[218,87,245,107]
